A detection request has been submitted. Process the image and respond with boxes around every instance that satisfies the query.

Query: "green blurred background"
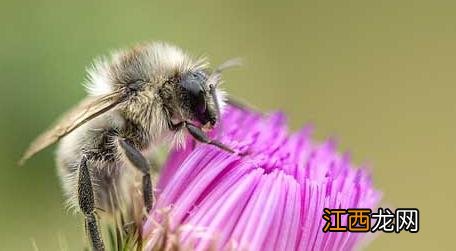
[1,0,454,250]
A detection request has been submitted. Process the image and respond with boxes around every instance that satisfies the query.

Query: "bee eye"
[180,71,207,113]
[181,73,204,95]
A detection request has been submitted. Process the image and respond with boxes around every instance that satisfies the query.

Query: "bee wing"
[19,90,125,165]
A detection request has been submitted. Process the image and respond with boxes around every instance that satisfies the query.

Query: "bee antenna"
[207,75,222,133]
[209,83,221,118]
[207,58,242,133]
[208,58,242,89]
[214,58,243,75]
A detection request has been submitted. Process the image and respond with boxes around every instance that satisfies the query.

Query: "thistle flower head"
[143,106,382,250]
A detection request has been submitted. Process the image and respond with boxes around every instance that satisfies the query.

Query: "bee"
[19,42,242,251]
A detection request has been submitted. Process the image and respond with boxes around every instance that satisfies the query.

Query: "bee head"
[177,70,222,129]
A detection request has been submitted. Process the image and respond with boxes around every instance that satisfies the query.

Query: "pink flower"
[143,106,382,251]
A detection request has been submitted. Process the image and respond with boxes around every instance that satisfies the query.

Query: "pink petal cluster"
[143,106,382,251]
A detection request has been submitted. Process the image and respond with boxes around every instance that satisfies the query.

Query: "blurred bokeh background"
[1,0,454,250]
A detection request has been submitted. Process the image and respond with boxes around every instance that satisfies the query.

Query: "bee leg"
[185,122,235,154]
[168,121,185,131]
[78,155,105,251]
[118,139,153,213]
